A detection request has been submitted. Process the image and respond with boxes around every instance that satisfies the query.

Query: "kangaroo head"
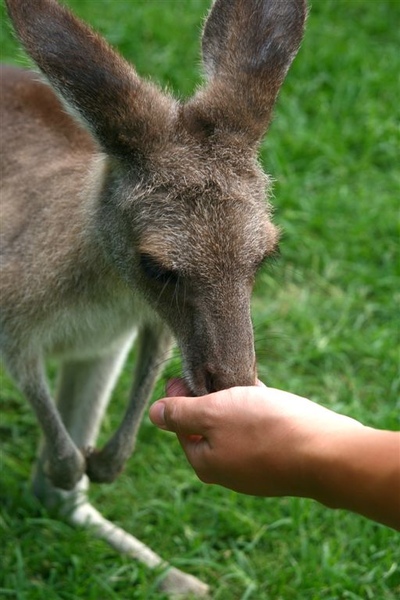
[96,132,278,394]
[6,0,307,394]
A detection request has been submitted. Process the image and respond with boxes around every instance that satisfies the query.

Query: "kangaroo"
[1,0,307,596]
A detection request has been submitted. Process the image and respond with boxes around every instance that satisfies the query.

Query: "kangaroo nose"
[203,363,257,394]
[204,370,219,394]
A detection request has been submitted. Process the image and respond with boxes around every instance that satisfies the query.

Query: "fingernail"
[149,401,166,429]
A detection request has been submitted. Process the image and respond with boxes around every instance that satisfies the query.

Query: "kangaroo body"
[2,68,138,360]
[1,0,306,596]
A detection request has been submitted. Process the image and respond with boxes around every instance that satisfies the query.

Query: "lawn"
[0,1,399,599]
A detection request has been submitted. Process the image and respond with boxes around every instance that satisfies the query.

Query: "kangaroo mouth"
[181,360,257,397]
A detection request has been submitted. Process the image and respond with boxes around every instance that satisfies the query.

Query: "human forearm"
[308,426,400,530]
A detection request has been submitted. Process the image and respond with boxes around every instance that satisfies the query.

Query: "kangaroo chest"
[41,290,141,361]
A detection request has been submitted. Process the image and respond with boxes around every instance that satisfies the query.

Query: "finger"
[176,432,212,479]
[149,400,169,429]
[149,396,213,436]
[182,434,203,443]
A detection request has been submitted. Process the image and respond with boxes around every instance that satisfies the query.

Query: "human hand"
[149,379,363,498]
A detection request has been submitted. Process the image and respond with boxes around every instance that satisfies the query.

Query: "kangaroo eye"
[139,253,179,284]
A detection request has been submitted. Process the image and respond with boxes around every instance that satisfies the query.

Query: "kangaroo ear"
[184,0,307,144]
[5,0,175,160]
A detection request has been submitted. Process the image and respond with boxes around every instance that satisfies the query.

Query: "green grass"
[1,0,399,598]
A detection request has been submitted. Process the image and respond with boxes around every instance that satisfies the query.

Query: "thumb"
[149,396,209,436]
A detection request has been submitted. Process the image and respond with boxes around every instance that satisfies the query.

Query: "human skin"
[149,379,400,531]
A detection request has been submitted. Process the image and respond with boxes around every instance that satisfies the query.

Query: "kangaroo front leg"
[86,323,173,483]
[32,335,135,506]
[9,356,85,490]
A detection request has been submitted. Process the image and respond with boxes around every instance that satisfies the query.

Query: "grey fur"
[1,0,306,596]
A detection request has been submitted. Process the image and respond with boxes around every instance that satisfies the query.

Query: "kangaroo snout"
[190,341,257,394]
[200,357,257,395]
[197,333,257,395]
[179,303,257,395]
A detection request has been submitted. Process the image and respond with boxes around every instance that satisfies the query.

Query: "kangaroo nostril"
[204,370,218,394]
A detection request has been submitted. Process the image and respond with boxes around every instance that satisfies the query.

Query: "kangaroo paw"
[44,447,86,491]
[85,446,124,484]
